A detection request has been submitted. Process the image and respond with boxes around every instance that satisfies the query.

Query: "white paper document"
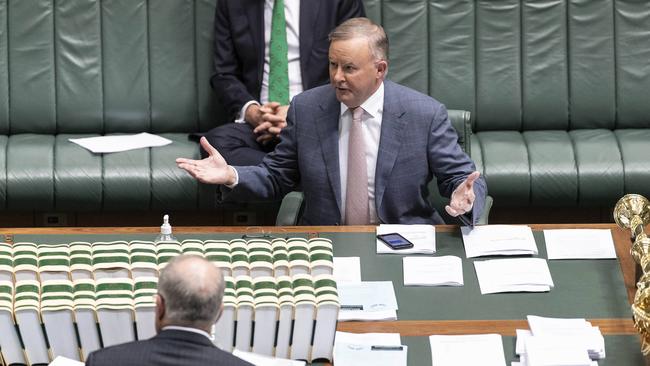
[69,133,172,153]
[526,315,605,359]
[429,334,507,366]
[402,256,463,286]
[334,331,407,366]
[232,349,306,366]
[337,281,398,321]
[461,225,538,258]
[473,258,554,294]
[333,257,362,282]
[376,224,436,254]
[49,356,85,366]
[543,229,617,260]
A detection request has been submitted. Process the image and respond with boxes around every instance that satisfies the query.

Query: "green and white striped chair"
[291,274,316,360]
[92,241,130,278]
[248,240,273,278]
[272,239,290,277]
[12,242,39,281]
[181,239,205,257]
[129,240,159,277]
[230,240,250,278]
[312,274,339,361]
[69,242,93,280]
[133,276,158,340]
[309,238,334,277]
[156,241,182,271]
[0,243,13,283]
[204,240,232,277]
[252,277,279,356]
[213,276,236,352]
[41,279,79,361]
[235,276,255,352]
[0,280,26,365]
[275,275,294,359]
[95,277,135,347]
[14,279,49,364]
[73,278,101,359]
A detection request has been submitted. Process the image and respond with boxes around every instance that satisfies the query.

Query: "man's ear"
[155,294,165,320]
[376,60,388,79]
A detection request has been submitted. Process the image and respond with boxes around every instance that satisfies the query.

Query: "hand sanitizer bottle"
[155,214,177,242]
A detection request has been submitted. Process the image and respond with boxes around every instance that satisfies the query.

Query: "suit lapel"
[316,93,343,219]
[375,81,407,216]
[244,0,265,81]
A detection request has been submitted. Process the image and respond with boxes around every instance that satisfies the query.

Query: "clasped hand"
[445,171,481,218]
[247,102,289,144]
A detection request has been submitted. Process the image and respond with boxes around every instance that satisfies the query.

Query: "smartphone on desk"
[377,233,414,250]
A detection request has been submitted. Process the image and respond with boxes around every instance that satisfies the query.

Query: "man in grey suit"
[85,255,252,366]
[177,17,487,226]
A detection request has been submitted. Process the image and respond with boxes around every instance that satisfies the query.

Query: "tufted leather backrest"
[3,1,647,136]
[366,0,650,132]
[0,0,220,135]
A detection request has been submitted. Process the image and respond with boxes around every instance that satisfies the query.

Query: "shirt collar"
[340,82,385,119]
[162,325,212,340]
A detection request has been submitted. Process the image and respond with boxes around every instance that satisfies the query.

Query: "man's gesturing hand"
[176,137,237,185]
[445,171,481,217]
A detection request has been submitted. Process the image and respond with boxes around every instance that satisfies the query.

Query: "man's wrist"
[236,101,260,124]
[225,166,239,188]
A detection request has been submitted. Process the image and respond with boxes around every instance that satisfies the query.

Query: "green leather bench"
[368,0,650,210]
[2,0,646,223]
[0,0,221,214]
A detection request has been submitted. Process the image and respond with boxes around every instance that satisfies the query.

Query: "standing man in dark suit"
[178,18,487,226]
[202,0,365,165]
[85,255,252,366]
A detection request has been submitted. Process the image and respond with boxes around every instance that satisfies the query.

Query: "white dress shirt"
[339,82,384,224]
[236,0,303,123]
[162,325,212,340]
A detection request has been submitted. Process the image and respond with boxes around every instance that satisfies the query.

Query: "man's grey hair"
[328,17,388,61]
[158,255,224,328]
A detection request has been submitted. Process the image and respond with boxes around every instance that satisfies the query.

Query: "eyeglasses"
[241,227,288,240]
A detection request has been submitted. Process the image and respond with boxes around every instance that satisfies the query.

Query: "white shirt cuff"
[235,100,260,124]
[225,166,239,189]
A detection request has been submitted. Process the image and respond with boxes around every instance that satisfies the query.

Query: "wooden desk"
[0,224,643,365]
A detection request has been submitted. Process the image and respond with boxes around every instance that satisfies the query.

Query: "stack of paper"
[332,257,362,283]
[461,225,538,257]
[402,256,463,286]
[473,258,554,294]
[429,334,506,366]
[513,315,605,366]
[68,132,172,153]
[334,331,407,366]
[337,281,398,321]
[376,224,436,254]
[232,349,306,366]
[543,229,617,260]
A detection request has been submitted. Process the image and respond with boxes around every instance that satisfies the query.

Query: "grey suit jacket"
[85,329,253,366]
[230,80,487,225]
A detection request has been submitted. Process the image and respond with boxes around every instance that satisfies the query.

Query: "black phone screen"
[377,233,414,250]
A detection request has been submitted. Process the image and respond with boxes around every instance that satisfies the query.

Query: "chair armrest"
[276,191,305,226]
[446,109,472,156]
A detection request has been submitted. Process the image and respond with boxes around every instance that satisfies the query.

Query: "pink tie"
[345,107,370,225]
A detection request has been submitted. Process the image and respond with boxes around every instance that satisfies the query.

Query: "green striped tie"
[268,0,289,105]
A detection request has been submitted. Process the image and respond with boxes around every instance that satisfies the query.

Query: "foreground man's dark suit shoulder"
[85,330,253,366]
[211,0,365,120]
[231,80,488,225]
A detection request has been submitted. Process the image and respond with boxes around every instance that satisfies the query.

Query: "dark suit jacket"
[229,80,488,225]
[211,0,365,121]
[85,329,253,366]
